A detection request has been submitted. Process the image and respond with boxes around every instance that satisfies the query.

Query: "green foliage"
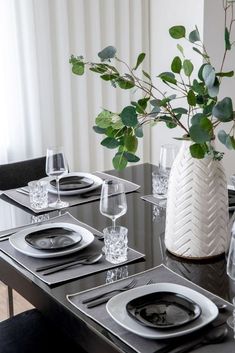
[169,25,186,39]
[70,1,235,169]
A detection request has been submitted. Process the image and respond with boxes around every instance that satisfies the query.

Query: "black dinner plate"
[126,291,201,329]
[50,176,94,191]
[25,227,82,250]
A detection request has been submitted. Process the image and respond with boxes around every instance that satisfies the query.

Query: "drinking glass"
[152,144,177,201]
[45,147,69,209]
[159,144,177,175]
[100,179,127,228]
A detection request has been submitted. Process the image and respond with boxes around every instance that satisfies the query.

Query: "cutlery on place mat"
[82,279,137,304]
[85,279,153,308]
[36,253,101,272]
[154,325,228,353]
[42,253,103,275]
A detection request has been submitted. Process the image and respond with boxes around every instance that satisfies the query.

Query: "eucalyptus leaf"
[72,62,85,75]
[192,47,209,59]
[198,63,207,81]
[172,108,188,114]
[124,134,138,153]
[208,77,219,98]
[117,78,135,89]
[95,110,113,128]
[189,29,200,43]
[191,113,204,125]
[120,106,138,127]
[202,64,215,88]
[230,136,235,149]
[177,44,184,56]
[98,46,116,61]
[190,143,205,158]
[123,152,140,162]
[159,72,177,84]
[89,65,107,74]
[212,97,233,122]
[189,117,212,143]
[166,121,177,129]
[171,56,182,73]
[134,53,146,70]
[225,27,231,50]
[169,25,186,39]
[203,101,216,116]
[100,73,119,81]
[101,137,120,149]
[226,135,234,149]
[183,60,194,76]
[192,79,205,94]
[93,125,106,134]
[216,71,234,77]
[135,126,144,138]
[142,70,151,80]
[187,90,196,106]
[112,153,128,170]
[218,130,228,145]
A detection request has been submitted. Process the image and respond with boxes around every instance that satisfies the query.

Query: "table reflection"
[152,204,230,301]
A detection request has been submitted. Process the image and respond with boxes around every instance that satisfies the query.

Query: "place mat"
[67,264,234,353]
[2,172,140,213]
[141,194,167,208]
[0,212,144,286]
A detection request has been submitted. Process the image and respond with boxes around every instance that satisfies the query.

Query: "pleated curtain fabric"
[0,0,151,172]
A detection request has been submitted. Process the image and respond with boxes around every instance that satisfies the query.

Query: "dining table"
[0,163,234,353]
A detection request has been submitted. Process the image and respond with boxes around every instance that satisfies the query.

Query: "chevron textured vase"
[165,141,229,259]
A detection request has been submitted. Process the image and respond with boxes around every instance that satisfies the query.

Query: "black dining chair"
[0,156,47,191]
[0,309,86,353]
[0,156,47,317]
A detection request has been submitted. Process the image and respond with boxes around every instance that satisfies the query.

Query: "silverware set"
[37,253,103,276]
[83,279,154,308]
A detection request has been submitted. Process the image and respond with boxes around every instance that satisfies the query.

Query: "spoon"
[42,253,103,275]
[173,326,228,353]
[211,297,228,312]
[154,326,228,353]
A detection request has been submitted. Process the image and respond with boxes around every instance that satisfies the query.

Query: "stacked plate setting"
[106,283,218,339]
[9,222,94,258]
[46,172,103,196]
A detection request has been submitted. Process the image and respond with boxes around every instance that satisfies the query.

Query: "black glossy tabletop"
[0,163,233,353]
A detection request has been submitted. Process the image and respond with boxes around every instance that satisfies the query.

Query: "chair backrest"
[0,156,47,190]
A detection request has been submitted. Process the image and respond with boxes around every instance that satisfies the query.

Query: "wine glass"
[100,179,127,228]
[226,226,235,329]
[45,147,69,209]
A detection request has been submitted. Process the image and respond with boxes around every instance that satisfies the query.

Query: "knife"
[36,253,98,272]
[41,253,102,275]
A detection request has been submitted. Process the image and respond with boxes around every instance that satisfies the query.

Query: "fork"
[82,279,137,305]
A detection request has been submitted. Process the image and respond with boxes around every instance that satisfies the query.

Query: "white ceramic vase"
[165,141,229,259]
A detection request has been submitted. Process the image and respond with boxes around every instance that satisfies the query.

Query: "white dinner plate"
[44,172,103,196]
[9,222,94,258]
[106,283,218,339]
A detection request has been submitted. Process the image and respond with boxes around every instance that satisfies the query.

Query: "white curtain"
[0,0,151,172]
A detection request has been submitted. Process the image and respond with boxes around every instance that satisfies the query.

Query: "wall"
[148,0,235,179]
[149,0,204,166]
[203,0,235,179]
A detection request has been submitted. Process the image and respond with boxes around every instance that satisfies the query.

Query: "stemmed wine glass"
[226,226,235,328]
[100,180,127,228]
[46,147,69,209]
